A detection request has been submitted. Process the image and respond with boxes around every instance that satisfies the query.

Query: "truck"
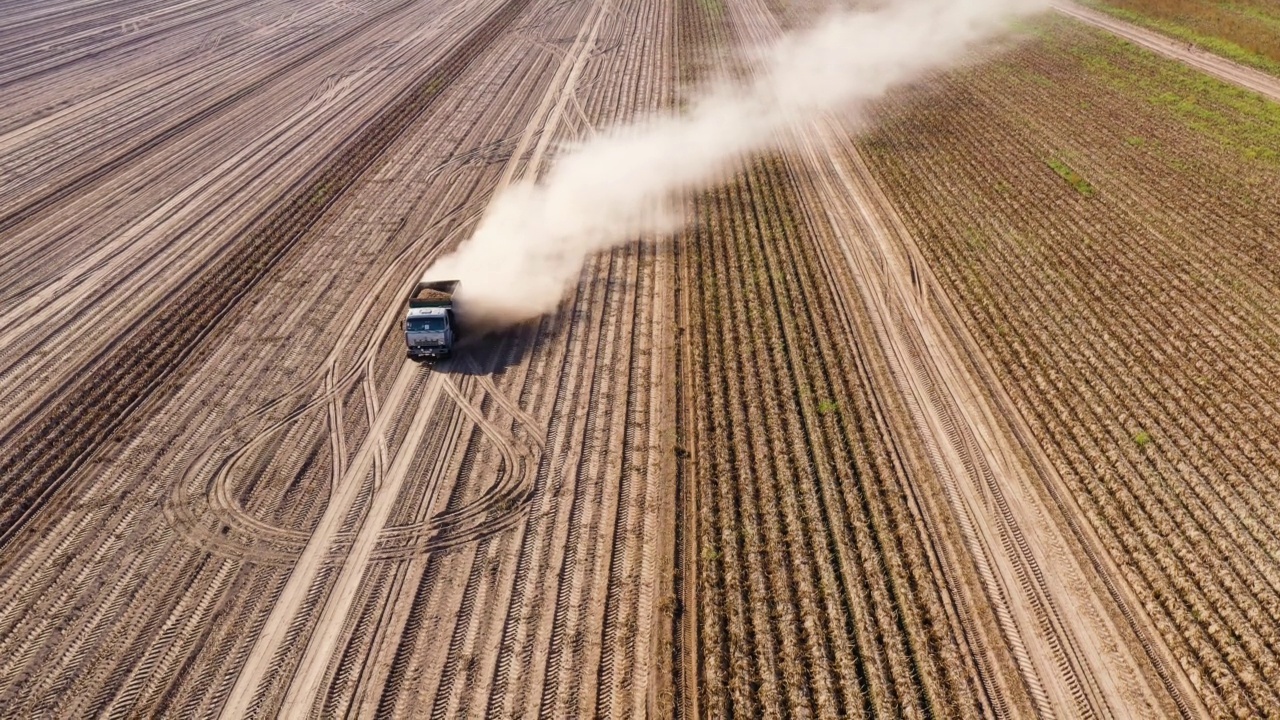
[404,280,459,359]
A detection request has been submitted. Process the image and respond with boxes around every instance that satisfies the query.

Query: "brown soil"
[0,0,675,716]
[1,0,1273,716]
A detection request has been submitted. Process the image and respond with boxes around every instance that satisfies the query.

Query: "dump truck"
[405,280,459,359]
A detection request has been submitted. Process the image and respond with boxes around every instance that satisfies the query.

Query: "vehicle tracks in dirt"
[0,0,540,547]
[789,100,1187,720]
[0,0,685,716]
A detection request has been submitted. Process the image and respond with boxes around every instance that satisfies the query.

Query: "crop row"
[860,24,1280,716]
[675,119,993,718]
[672,0,1011,714]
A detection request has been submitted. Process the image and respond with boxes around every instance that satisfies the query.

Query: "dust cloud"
[425,0,1047,326]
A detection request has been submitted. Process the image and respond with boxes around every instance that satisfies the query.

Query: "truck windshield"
[407,317,446,332]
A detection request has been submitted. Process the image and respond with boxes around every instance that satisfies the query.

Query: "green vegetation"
[963,227,987,251]
[697,0,723,17]
[816,399,838,415]
[1046,158,1096,197]
[1069,24,1280,168]
[1085,0,1280,75]
[1133,429,1153,447]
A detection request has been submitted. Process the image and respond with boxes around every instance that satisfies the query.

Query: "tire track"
[219,361,426,718]
[274,370,447,719]
[0,0,537,547]
[536,242,636,719]
[790,114,1176,718]
[0,0,675,711]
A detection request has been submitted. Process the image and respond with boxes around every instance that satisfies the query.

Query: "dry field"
[0,0,676,715]
[3,0,1280,718]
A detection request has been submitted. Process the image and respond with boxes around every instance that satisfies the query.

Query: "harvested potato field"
[1,0,677,715]
[4,0,1280,717]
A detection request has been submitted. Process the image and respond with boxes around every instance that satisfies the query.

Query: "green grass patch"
[697,0,723,17]
[1068,27,1280,168]
[1133,429,1153,447]
[1046,158,1097,197]
[963,227,988,250]
[1084,0,1280,76]
[816,399,838,415]
[1009,15,1053,39]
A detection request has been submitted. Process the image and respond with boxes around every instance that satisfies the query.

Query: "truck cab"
[405,307,454,359]
[405,280,459,359]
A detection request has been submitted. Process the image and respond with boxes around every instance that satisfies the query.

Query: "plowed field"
[1,0,676,715]
[3,0,1279,717]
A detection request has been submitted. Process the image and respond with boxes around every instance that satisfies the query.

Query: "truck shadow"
[431,323,537,377]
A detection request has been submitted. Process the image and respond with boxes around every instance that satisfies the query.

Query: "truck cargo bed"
[408,280,459,308]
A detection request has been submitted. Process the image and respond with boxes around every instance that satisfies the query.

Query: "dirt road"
[665,0,1201,716]
[1054,1,1280,102]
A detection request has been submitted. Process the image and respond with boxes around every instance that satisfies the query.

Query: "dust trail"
[426,0,1047,325]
